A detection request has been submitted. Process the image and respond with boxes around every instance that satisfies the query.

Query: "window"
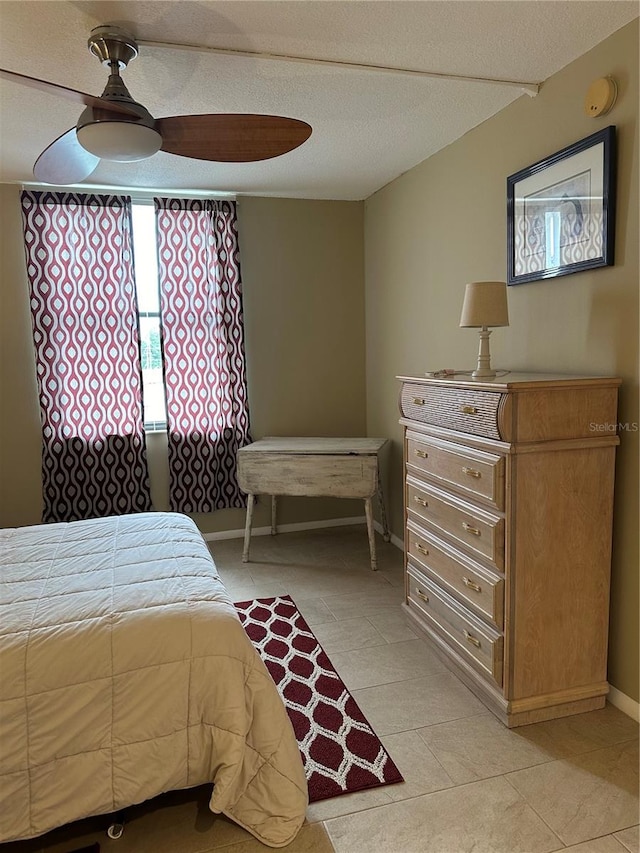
[130,203,166,430]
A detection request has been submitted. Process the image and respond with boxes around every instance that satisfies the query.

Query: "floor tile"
[324,775,561,853]
[281,572,393,600]
[322,588,405,620]
[305,787,393,823]
[329,638,448,690]
[364,610,418,644]
[293,597,337,627]
[242,534,361,569]
[310,617,387,654]
[417,713,556,783]
[202,821,335,853]
[215,567,254,586]
[507,739,639,845]
[379,730,454,801]
[376,562,406,588]
[225,578,291,601]
[553,837,632,852]
[615,825,639,852]
[352,672,486,735]
[515,704,640,759]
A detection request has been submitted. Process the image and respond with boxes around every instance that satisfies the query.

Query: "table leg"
[364,497,378,571]
[242,493,255,562]
[377,469,391,543]
[271,495,277,535]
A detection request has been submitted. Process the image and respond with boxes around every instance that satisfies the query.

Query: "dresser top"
[397,372,621,391]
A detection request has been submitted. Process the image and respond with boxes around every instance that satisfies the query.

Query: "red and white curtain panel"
[154,198,251,512]
[21,191,152,522]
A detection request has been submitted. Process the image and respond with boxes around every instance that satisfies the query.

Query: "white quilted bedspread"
[0,512,307,847]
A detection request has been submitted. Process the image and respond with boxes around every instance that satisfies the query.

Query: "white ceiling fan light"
[76,119,163,161]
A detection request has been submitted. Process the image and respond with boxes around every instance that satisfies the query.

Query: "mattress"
[0,512,307,847]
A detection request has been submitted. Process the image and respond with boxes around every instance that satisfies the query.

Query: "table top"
[239,437,388,455]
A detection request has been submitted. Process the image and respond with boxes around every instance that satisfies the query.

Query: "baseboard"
[608,685,640,722]
[374,521,404,550]
[203,515,366,542]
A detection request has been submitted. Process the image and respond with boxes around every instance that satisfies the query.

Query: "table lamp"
[459,281,509,380]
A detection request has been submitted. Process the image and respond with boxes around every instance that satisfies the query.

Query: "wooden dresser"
[398,373,620,727]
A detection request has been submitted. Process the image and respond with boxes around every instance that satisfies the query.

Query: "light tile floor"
[8,526,638,853]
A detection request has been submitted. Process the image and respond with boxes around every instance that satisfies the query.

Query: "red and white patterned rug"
[234,595,403,802]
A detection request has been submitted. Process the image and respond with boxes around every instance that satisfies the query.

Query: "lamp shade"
[460,281,509,328]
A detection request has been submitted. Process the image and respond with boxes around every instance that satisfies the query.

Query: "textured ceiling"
[0,1,637,199]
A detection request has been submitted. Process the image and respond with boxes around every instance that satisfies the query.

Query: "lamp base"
[471,367,497,380]
[473,326,496,380]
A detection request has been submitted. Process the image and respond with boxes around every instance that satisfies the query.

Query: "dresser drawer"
[407,519,504,629]
[406,476,504,570]
[401,382,504,440]
[408,567,503,687]
[406,431,505,510]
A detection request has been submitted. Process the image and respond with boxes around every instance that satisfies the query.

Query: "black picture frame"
[507,126,616,285]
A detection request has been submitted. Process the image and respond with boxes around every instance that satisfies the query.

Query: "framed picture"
[507,125,616,285]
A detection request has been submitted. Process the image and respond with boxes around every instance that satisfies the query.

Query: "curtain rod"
[20,182,236,199]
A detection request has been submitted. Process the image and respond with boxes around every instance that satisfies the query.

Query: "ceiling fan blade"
[33,128,100,184]
[156,114,312,162]
[0,68,139,117]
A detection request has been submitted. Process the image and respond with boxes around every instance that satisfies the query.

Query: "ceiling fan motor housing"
[88,25,139,70]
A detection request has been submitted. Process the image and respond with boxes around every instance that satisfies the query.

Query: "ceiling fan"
[0,25,313,185]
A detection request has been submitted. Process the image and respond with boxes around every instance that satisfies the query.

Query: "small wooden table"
[237,437,390,570]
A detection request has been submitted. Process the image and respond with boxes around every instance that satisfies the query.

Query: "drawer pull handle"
[463,629,481,648]
[414,449,429,459]
[413,397,425,406]
[462,466,481,479]
[460,405,478,415]
[463,577,482,593]
[413,495,429,507]
[462,522,481,536]
[416,588,429,603]
[415,542,430,556]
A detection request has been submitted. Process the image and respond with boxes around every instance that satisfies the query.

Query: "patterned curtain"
[21,191,152,522]
[154,198,251,512]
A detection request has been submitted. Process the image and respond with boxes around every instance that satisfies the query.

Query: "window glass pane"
[139,315,166,426]
[131,204,160,313]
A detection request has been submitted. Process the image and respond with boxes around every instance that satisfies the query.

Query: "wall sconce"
[459,281,509,380]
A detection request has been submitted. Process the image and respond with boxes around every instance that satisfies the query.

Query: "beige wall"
[0,192,366,534]
[364,20,639,702]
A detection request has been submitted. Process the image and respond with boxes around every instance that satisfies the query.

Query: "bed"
[0,512,307,848]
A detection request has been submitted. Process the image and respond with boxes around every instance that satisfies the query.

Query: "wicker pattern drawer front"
[406,432,505,510]
[407,476,504,570]
[407,520,504,629]
[401,382,504,439]
[408,567,503,687]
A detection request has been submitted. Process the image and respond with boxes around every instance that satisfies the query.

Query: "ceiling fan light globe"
[76,121,162,161]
